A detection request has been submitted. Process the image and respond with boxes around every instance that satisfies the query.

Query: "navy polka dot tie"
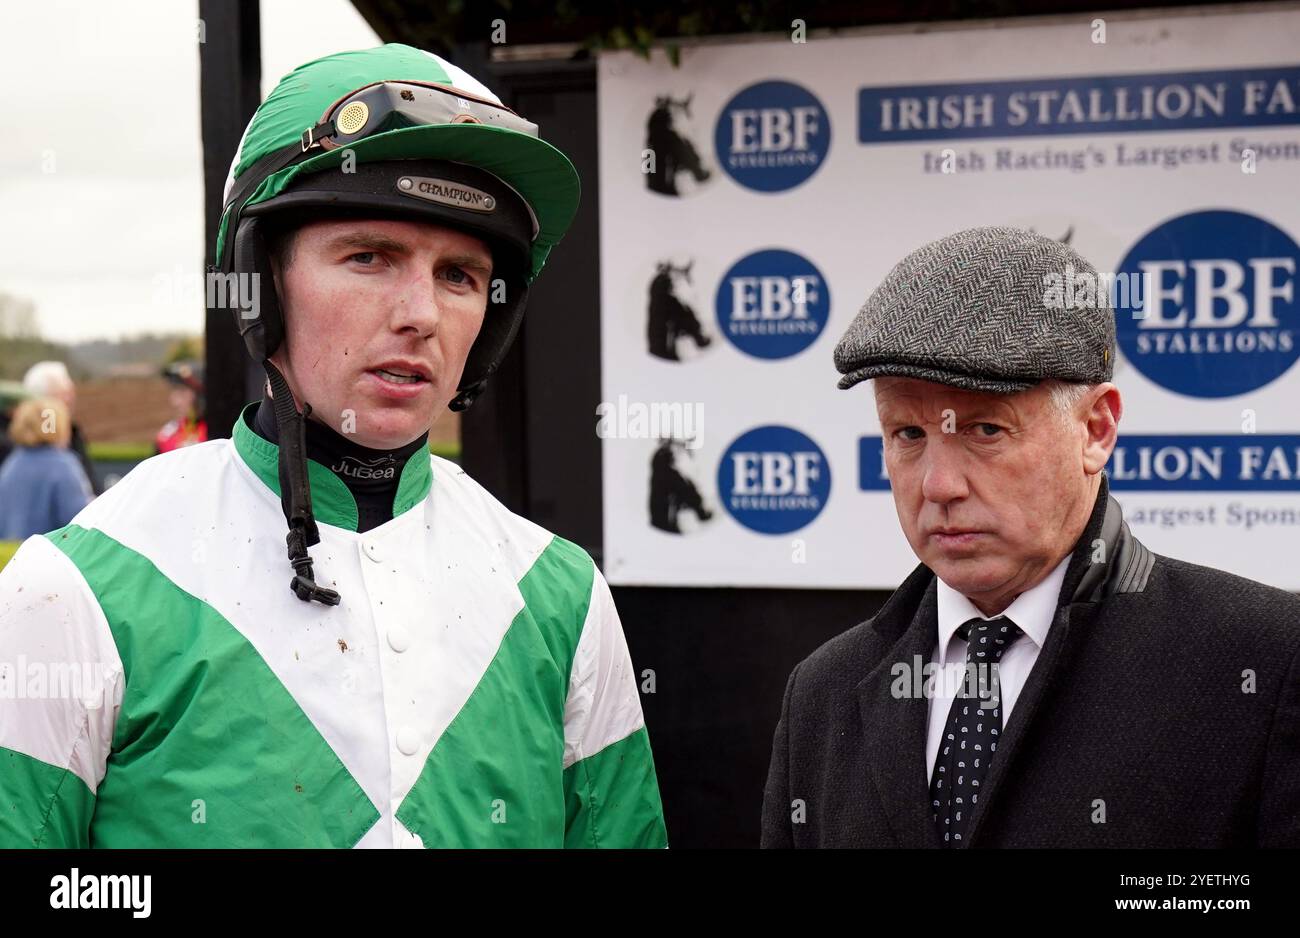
[928,616,1024,847]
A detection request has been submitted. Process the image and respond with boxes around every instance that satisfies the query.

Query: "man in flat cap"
[761,226,1300,848]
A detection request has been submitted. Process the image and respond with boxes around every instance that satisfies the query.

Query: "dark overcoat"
[761,477,1300,847]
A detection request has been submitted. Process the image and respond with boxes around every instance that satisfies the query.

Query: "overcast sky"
[0,0,379,343]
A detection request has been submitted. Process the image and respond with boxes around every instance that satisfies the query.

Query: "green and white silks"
[0,404,666,848]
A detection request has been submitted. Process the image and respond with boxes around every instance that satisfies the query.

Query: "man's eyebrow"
[441,252,493,272]
[324,233,493,271]
[325,232,412,255]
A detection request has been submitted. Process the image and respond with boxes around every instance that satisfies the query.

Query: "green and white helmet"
[213,43,580,605]
[217,42,580,408]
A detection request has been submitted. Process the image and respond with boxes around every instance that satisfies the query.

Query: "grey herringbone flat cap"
[834,226,1116,394]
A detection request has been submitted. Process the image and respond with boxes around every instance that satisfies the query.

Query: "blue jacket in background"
[0,446,94,540]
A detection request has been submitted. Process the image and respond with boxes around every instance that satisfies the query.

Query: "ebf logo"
[718,426,830,534]
[715,249,830,359]
[1116,210,1299,397]
[714,80,830,192]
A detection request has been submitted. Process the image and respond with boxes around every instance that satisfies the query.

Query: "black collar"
[249,388,430,530]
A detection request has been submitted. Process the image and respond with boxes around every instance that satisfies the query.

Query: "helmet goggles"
[222,81,542,268]
[301,80,539,153]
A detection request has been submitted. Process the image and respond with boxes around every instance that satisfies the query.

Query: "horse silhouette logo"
[649,438,714,534]
[648,260,713,361]
[645,94,712,196]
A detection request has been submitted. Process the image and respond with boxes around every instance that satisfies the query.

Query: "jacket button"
[396,726,419,755]
[387,625,410,653]
[362,540,383,563]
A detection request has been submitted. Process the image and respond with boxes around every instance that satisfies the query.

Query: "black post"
[199,0,262,439]
[455,48,604,545]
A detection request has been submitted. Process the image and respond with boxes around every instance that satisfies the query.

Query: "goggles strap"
[219,142,314,271]
[300,119,337,152]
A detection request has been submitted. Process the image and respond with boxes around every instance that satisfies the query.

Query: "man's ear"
[1081,382,1122,475]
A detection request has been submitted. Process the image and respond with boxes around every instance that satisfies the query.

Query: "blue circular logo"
[715,249,830,359]
[1116,210,1300,397]
[717,426,830,534]
[714,80,830,192]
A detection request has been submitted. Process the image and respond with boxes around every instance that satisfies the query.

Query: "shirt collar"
[934,555,1071,666]
[231,402,434,532]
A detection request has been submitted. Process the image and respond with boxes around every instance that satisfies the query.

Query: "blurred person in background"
[0,397,94,540]
[22,360,101,495]
[0,380,27,469]
[155,361,208,454]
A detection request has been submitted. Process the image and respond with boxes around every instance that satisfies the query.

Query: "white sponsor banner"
[598,7,1300,588]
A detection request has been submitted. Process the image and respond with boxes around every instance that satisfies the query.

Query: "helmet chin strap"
[448,378,487,412]
[262,359,341,606]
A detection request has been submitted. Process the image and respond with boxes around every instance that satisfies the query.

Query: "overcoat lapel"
[960,601,1090,844]
[962,480,1117,846]
[856,570,944,848]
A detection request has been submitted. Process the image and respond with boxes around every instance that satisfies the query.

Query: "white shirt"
[924,556,1070,780]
